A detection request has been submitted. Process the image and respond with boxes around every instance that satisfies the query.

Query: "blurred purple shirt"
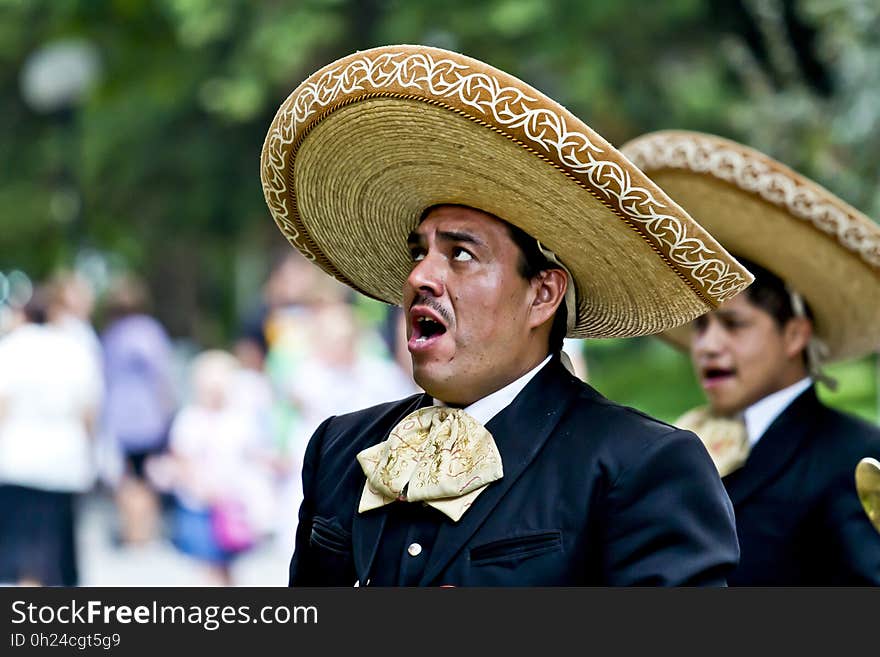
[100,314,176,453]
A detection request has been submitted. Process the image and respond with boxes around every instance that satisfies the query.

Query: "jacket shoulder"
[812,401,880,461]
[567,379,685,441]
[547,377,715,481]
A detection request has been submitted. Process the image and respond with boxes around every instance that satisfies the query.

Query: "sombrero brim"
[621,130,880,361]
[261,45,752,339]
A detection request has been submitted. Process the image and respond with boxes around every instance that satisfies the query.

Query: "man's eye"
[452,247,473,262]
[410,249,425,262]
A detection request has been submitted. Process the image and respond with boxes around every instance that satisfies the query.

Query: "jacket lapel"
[351,392,431,584]
[418,357,580,585]
[724,386,819,507]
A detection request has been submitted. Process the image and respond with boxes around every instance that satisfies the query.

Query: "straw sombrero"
[260,45,752,338]
[620,130,880,362]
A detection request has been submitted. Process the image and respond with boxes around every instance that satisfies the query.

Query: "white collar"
[433,354,553,425]
[743,377,812,446]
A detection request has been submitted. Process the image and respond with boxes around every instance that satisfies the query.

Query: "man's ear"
[529,268,567,330]
[783,316,813,360]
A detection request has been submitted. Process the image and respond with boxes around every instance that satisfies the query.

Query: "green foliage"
[583,337,708,424]
[0,0,877,419]
[819,355,879,424]
[584,337,878,424]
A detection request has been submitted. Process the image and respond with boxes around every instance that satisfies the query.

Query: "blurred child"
[164,349,274,586]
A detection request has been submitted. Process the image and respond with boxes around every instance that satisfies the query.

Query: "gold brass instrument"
[855,457,880,534]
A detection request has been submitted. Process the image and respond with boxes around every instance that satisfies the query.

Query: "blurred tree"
[0,0,876,417]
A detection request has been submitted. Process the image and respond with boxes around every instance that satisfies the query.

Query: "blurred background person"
[287,302,419,438]
[237,250,350,473]
[47,268,102,363]
[161,349,275,586]
[235,250,336,372]
[0,284,103,586]
[46,269,109,484]
[99,273,177,547]
[270,297,420,555]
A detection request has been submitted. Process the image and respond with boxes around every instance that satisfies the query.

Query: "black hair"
[504,221,568,354]
[22,287,48,325]
[736,256,814,327]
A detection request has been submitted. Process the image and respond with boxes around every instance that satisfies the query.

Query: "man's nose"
[693,319,726,356]
[406,254,445,298]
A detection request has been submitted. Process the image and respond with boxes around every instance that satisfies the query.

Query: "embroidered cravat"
[675,406,750,478]
[356,406,504,522]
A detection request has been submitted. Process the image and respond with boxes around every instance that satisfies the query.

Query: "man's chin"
[411,361,436,387]
[412,366,465,405]
[707,397,746,418]
[412,367,446,400]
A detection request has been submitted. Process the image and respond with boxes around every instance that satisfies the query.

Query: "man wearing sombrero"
[261,46,753,586]
[622,130,880,585]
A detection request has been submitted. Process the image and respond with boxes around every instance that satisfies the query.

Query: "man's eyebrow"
[406,229,487,249]
[436,230,486,248]
[712,309,746,320]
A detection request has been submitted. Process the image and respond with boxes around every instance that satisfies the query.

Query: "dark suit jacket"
[724,386,880,585]
[289,357,739,586]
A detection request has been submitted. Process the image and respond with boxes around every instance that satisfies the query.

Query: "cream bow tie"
[356,406,504,522]
[676,406,749,478]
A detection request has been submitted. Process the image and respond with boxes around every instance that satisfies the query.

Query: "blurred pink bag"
[210,499,255,553]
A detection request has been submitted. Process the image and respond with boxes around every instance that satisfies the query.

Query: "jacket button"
[407,542,423,557]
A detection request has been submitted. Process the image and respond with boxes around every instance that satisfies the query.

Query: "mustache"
[409,295,453,326]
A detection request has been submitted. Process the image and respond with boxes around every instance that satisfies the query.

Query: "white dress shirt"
[743,377,812,447]
[433,354,553,425]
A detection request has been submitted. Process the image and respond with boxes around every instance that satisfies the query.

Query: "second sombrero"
[621,129,880,362]
[261,45,752,338]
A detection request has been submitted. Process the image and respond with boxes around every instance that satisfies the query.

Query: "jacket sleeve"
[288,416,334,586]
[600,428,740,586]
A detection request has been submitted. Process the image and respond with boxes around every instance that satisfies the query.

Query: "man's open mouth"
[701,366,736,387]
[409,307,448,349]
